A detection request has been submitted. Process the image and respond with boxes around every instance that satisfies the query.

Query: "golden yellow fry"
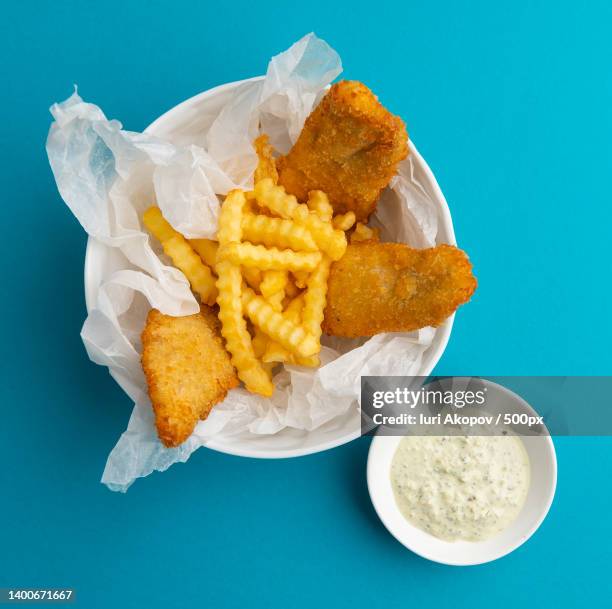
[293,354,320,367]
[242,213,318,251]
[251,328,269,359]
[254,178,347,260]
[268,291,284,312]
[242,287,318,358]
[284,294,305,317]
[262,342,289,364]
[242,266,262,290]
[333,211,357,231]
[254,135,278,184]
[298,213,347,261]
[215,261,273,396]
[217,190,246,244]
[307,190,333,221]
[303,257,331,340]
[143,207,217,306]
[350,222,380,243]
[161,236,218,305]
[243,192,257,214]
[142,207,177,242]
[260,270,288,300]
[295,256,332,367]
[262,361,276,379]
[190,239,219,269]
[215,190,272,395]
[245,195,275,218]
[219,242,321,272]
[284,277,300,298]
[260,270,287,314]
[293,270,310,289]
[263,295,305,363]
[254,177,309,221]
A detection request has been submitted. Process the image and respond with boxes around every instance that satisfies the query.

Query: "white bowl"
[84,77,457,459]
[367,380,557,565]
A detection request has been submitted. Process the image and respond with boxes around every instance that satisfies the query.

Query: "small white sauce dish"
[366,381,557,565]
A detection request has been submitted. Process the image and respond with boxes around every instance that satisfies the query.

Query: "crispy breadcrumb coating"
[141,306,238,447]
[322,243,477,337]
[277,81,408,221]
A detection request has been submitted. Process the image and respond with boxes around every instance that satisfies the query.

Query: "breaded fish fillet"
[142,306,238,447]
[277,81,408,221]
[322,243,477,337]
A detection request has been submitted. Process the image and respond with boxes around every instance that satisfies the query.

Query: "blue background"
[2,0,611,606]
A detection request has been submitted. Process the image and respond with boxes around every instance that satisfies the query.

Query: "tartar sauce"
[390,435,530,541]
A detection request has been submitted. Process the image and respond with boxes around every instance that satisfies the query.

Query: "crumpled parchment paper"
[46,33,441,492]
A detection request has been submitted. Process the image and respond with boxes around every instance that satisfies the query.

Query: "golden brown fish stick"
[322,243,477,337]
[142,306,238,447]
[277,81,408,222]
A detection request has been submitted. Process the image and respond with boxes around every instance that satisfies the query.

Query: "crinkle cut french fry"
[242,266,262,290]
[292,352,319,367]
[262,295,304,363]
[295,256,331,368]
[254,179,347,260]
[267,291,284,312]
[293,353,320,367]
[284,277,300,298]
[284,294,305,318]
[332,211,356,231]
[298,213,347,261]
[302,256,331,341]
[262,341,289,364]
[161,236,218,305]
[307,190,333,221]
[293,270,310,289]
[254,135,279,184]
[251,327,269,359]
[215,191,273,395]
[190,239,219,270]
[242,213,317,251]
[143,206,177,242]
[260,270,287,313]
[242,287,318,358]
[219,242,321,272]
[215,261,273,396]
[350,222,380,243]
[217,189,246,245]
[260,270,288,299]
[262,360,276,379]
[143,207,217,305]
[254,178,309,221]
